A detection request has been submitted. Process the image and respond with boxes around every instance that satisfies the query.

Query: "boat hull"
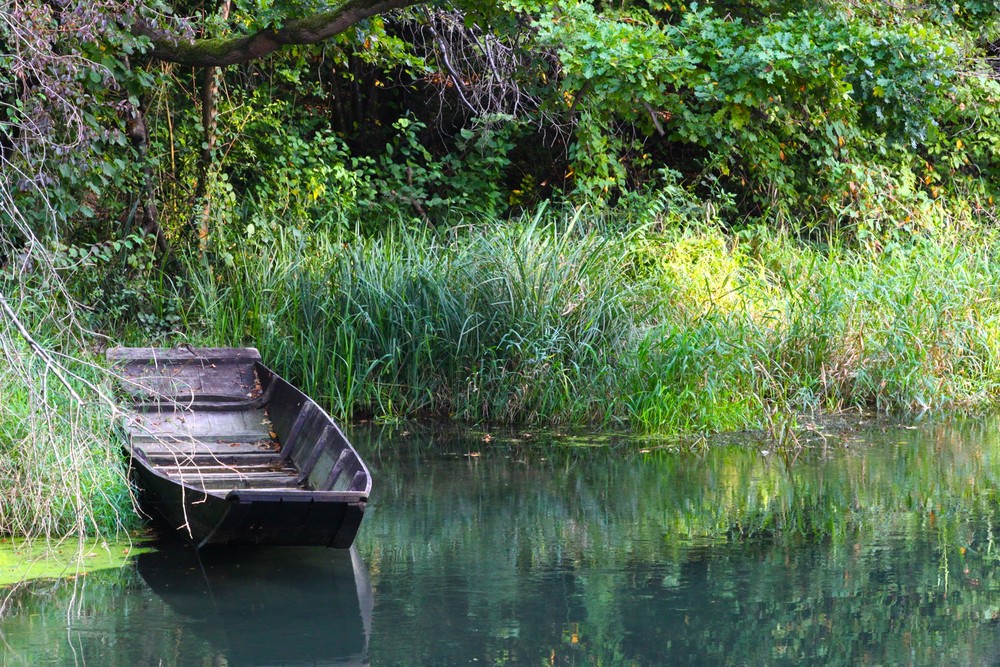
[133,462,367,548]
[110,346,372,548]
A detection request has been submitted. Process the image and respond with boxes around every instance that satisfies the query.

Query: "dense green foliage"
[10,0,1000,241]
[122,0,1000,234]
[528,0,1000,224]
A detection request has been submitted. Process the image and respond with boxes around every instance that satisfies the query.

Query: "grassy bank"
[192,212,1000,433]
[0,336,138,540]
[5,204,1000,541]
[0,260,139,541]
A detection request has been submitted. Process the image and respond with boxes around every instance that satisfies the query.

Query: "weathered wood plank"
[198,475,301,490]
[107,347,261,400]
[133,433,275,445]
[154,462,294,475]
[108,347,261,363]
[125,409,272,440]
[145,452,282,466]
[166,470,298,481]
[135,440,280,456]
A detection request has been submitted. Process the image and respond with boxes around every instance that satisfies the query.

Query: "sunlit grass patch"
[193,209,1000,435]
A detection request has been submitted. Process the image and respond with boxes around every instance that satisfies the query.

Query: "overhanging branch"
[133,0,420,67]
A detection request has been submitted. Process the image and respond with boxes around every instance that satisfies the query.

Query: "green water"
[5,418,1000,665]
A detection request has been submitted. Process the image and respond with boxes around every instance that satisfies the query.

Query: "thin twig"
[0,292,83,404]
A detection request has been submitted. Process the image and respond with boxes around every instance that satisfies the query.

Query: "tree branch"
[133,0,420,67]
[0,291,83,404]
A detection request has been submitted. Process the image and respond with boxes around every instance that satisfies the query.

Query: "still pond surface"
[5,418,1000,665]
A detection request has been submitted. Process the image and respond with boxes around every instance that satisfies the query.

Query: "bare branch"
[407,7,570,141]
[0,292,84,403]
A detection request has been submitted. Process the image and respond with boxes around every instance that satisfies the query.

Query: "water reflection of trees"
[4,421,1000,665]
[354,419,1000,665]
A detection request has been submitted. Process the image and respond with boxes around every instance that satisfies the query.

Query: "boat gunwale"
[132,448,369,503]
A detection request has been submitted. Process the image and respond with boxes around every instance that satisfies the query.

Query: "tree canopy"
[3,0,1000,251]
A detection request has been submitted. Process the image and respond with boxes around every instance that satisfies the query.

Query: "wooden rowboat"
[108,347,371,548]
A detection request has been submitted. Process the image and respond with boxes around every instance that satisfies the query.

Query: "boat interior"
[112,348,369,497]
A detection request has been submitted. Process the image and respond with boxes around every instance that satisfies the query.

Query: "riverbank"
[193,214,1000,433]
[0,332,139,541]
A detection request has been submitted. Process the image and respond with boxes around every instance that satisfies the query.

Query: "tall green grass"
[194,213,1000,433]
[0,306,138,540]
[198,212,640,423]
[627,225,1000,430]
[0,175,141,542]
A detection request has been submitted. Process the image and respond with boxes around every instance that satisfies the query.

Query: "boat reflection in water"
[137,544,372,666]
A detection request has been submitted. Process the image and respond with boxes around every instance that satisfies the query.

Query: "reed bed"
[196,214,1000,433]
[0,311,138,541]
[201,212,639,423]
[0,364,131,538]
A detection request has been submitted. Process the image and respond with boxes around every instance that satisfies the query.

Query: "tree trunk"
[192,0,233,254]
[124,99,171,259]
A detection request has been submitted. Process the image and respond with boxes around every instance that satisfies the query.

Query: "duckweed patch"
[0,538,148,587]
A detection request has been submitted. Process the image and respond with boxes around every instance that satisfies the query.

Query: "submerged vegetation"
[3,0,1000,539]
[0,539,144,586]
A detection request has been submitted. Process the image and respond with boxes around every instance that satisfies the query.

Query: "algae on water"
[0,539,145,587]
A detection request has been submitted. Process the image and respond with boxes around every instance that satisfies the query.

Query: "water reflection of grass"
[353,419,1000,665]
[356,418,1000,553]
[4,421,1000,665]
